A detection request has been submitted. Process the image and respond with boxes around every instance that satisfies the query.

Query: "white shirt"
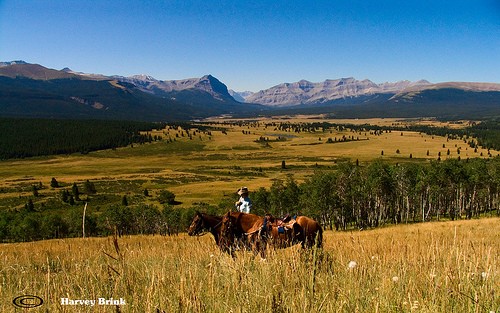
[236,196,252,213]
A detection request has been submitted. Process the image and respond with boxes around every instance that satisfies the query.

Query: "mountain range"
[1,61,499,121]
[239,78,433,107]
[0,62,261,121]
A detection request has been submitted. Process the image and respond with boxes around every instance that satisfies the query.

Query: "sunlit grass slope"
[1,217,498,312]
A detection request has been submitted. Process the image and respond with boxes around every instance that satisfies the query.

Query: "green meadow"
[0,117,495,209]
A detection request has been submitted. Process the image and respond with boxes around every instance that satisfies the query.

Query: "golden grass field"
[1,217,498,312]
[0,117,496,208]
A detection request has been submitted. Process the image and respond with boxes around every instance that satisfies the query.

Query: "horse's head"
[219,211,236,246]
[264,213,276,223]
[221,212,234,232]
[187,211,204,236]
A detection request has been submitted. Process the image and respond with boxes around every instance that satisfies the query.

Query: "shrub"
[158,190,176,205]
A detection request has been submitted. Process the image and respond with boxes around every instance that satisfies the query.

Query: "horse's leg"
[256,237,266,259]
[260,243,266,259]
[301,227,309,249]
[249,234,266,259]
[309,233,314,248]
[248,234,258,256]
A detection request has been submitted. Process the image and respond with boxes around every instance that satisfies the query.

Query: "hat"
[237,187,249,195]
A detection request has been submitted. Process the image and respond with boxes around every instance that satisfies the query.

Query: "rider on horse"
[235,187,252,213]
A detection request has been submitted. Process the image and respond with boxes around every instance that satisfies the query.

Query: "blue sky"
[0,0,499,91]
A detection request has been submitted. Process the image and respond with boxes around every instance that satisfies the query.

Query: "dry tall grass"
[1,217,498,312]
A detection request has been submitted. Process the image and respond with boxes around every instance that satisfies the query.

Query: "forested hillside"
[0,118,165,159]
[2,118,499,160]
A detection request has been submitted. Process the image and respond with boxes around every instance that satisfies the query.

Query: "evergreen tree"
[72,183,80,201]
[83,180,97,195]
[32,185,39,197]
[158,190,176,205]
[251,187,270,216]
[61,190,69,203]
[26,199,35,212]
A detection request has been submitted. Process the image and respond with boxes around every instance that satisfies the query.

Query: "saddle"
[264,214,296,234]
[244,214,296,236]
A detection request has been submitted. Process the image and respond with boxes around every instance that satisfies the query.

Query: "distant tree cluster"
[0,118,166,159]
[325,135,362,143]
[254,136,287,143]
[468,120,500,151]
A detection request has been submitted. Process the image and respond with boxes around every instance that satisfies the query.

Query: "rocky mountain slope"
[244,78,432,106]
[1,61,499,120]
[0,62,260,121]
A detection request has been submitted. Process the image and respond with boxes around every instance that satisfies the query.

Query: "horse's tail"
[315,225,323,249]
[258,216,270,246]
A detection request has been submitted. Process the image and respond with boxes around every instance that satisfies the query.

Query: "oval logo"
[13,295,44,308]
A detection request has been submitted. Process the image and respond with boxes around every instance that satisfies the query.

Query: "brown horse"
[219,211,266,257]
[187,211,223,244]
[263,214,303,249]
[295,216,323,249]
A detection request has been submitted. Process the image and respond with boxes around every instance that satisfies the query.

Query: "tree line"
[0,118,167,159]
[0,202,205,242]
[250,158,500,230]
[0,176,229,242]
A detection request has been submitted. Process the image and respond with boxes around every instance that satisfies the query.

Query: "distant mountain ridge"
[0,63,81,80]
[60,67,236,102]
[0,60,28,66]
[234,77,500,120]
[1,60,499,120]
[0,61,260,121]
[244,78,434,106]
[117,74,235,102]
[229,90,254,102]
